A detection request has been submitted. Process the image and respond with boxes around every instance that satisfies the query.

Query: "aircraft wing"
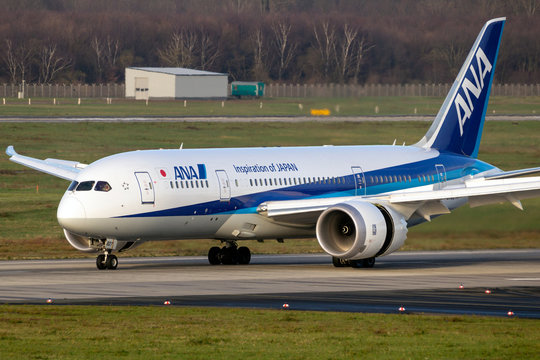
[257,175,540,224]
[6,146,86,181]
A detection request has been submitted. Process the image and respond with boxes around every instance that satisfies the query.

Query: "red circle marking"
[160,169,167,177]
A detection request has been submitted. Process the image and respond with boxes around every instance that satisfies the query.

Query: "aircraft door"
[351,166,366,196]
[134,172,155,204]
[435,164,447,190]
[215,170,231,202]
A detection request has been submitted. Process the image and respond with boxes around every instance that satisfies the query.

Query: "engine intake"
[316,201,407,260]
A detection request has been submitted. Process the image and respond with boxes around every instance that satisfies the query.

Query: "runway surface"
[1,249,539,318]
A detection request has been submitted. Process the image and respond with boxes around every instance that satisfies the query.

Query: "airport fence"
[0,83,125,98]
[0,82,539,98]
[264,83,540,98]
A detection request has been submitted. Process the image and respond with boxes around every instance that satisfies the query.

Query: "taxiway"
[1,250,539,317]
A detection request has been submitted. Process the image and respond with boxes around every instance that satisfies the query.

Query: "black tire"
[237,246,251,265]
[219,246,238,265]
[96,254,107,270]
[106,254,118,270]
[362,257,376,268]
[332,257,347,267]
[208,246,221,265]
[348,259,363,268]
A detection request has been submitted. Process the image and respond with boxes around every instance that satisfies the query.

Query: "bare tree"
[158,30,198,68]
[39,43,71,83]
[91,36,104,82]
[251,28,268,79]
[313,21,336,81]
[432,42,467,78]
[271,21,297,81]
[4,40,18,83]
[511,0,537,16]
[92,36,120,82]
[336,24,358,83]
[352,35,374,84]
[199,29,220,70]
[3,39,34,83]
[104,36,119,71]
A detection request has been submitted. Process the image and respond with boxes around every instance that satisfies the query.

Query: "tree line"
[0,0,538,85]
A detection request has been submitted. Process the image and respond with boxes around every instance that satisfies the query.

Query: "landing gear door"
[351,166,366,196]
[216,170,231,202]
[134,172,155,204]
[435,164,447,190]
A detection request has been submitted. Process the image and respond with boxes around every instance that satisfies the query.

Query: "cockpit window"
[76,181,95,191]
[95,181,112,192]
[68,181,79,191]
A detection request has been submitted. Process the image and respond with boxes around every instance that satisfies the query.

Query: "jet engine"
[316,200,407,260]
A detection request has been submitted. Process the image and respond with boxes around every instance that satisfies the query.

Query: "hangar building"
[125,67,228,99]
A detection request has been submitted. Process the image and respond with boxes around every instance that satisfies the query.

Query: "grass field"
[1,96,539,117]
[1,120,540,259]
[1,305,539,359]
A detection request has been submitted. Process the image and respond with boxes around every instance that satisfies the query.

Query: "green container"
[231,81,265,98]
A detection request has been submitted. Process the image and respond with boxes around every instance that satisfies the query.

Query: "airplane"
[6,17,540,270]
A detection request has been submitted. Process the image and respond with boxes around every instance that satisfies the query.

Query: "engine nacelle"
[316,201,407,260]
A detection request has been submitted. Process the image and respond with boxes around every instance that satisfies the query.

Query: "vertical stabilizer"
[416,18,505,158]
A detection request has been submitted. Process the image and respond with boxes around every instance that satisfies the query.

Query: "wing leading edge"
[6,146,85,181]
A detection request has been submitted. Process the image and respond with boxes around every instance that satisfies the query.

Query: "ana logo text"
[174,164,207,180]
[454,47,492,136]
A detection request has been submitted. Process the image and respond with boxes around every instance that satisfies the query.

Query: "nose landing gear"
[96,251,118,270]
[208,241,251,265]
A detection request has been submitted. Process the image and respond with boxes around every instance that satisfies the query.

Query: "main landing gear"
[208,241,251,265]
[332,256,376,268]
[96,251,118,270]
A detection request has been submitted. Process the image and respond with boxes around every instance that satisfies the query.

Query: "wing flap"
[6,146,84,181]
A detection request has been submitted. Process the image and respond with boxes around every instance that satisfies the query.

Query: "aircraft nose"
[57,196,86,230]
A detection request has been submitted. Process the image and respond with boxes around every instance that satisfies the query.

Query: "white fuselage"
[57,144,495,243]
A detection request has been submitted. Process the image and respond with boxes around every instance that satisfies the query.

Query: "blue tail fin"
[416,18,505,158]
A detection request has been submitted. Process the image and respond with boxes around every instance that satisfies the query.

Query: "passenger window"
[68,181,79,191]
[250,179,253,186]
[76,181,95,191]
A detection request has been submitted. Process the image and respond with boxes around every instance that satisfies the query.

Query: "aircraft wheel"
[362,257,376,268]
[96,254,107,270]
[237,246,251,265]
[332,257,347,267]
[348,259,362,268]
[208,246,221,265]
[106,254,118,270]
[219,246,238,265]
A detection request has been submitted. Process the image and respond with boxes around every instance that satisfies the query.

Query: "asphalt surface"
[1,250,539,318]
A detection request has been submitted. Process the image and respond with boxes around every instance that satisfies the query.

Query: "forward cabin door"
[135,172,155,204]
[351,166,367,196]
[215,170,231,202]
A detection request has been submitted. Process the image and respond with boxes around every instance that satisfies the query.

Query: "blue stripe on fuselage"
[118,153,495,219]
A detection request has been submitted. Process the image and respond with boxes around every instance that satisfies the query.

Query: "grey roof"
[128,67,227,76]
